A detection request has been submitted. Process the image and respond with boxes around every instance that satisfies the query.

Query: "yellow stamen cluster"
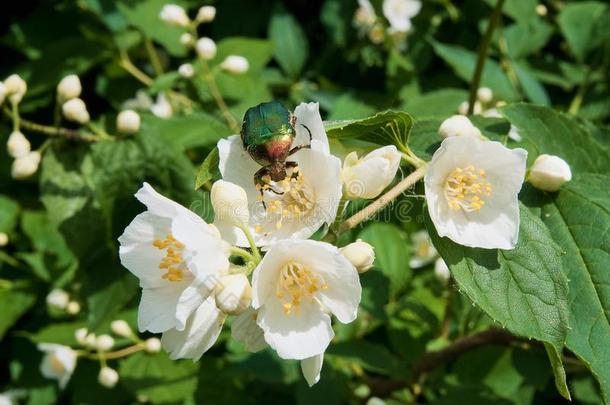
[152,235,185,282]
[275,262,327,315]
[256,168,314,233]
[444,165,492,212]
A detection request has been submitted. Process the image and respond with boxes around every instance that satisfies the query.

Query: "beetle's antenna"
[301,124,312,142]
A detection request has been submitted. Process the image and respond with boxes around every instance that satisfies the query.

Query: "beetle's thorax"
[269,161,287,182]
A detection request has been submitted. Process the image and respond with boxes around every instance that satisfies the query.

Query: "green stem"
[144,37,164,76]
[467,0,506,115]
[0,279,13,289]
[199,58,240,132]
[230,246,255,263]
[568,69,591,115]
[11,102,20,132]
[238,224,262,263]
[3,107,100,142]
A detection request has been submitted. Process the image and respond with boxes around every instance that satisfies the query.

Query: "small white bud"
[476,87,493,104]
[150,93,173,119]
[340,240,375,273]
[144,337,162,353]
[0,232,8,247]
[116,110,140,134]
[195,37,217,60]
[6,130,31,158]
[178,63,195,78]
[84,333,97,349]
[56,75,82,102]
[159,4,190,27]
[529,154,572,192]
[4,74,27,105]
[110,320,133,338]
[220,55,249,74]
[438,115,482,139]
[215,273,252,315]
[341,145,401,199]
[196,5,216,23]
[508,125,522,142]
[46,289,70,310]
[536,4,547,16]
[179,32,194,47]
[75,328,89,345]
[62,98,90,124]
[0,82,6,105]
[211,180,249,226]
[457,100,482,115]
[434,258,451,284]
[95,334,115,352]
[66,301,81,315]
[11,151,41,180]
[98,367,119,388]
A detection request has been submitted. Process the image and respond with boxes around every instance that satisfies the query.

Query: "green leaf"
[195,147,219,190]
[402,89,468,118]
[427,205,570,372]
[557,2,608,62]
[513,63,550,106]
[544,342,571,400]
[358,223,411,296]
[503,19,554,59]
[431,41,519,101]
[214,37,274,72]
[0,195,20,233]
[324,111,413,153]
[268,6,309,78]
[327,340,404,375]
[141,112,231,150]
[522,174,610,402]
[0,284,37,339]
[501,103,610,173]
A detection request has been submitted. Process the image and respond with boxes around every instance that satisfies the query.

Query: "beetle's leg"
[288,125,313,156]
[254,167,270,209]
[285,161,300,180]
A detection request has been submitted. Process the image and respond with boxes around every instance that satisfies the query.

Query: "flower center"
[444,165,492,212]
[275,262,327,315]
[255,167,315,233]
[49,354,66,374]
[152,235,185,282]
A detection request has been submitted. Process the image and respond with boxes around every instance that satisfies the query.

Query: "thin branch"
[200,60,240,132]
[3,107,100,142]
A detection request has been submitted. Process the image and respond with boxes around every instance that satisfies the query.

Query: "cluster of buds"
[57,75,90,124]
[353,0,422,46]
[457,87,494,116]
[46,288,81,315]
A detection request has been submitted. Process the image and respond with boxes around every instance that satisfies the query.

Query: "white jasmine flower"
[178,63,195,78]
[215,273,252,315]
[150,92,173,118]
[476,87,493,104]
[4,74,27,105]
[74,328,89,345]
[231,307,267,353]
[66,301,81,315]
[438,115,482,139]
[62,98,90,124]
[118,183,230,334]
[301,353,324,387]
[458,100,482,115]
[98,367,119,388]
[7,130,31,158]
[217,102,342,247]
[220,55,249,74]
[116,110,141,134]
[0,232,8,247]
[110,320,132,338]
[408,230,438,268]
[57,75,82,102]
[38,343,77,389]
[46,288,69,310]
[144,337,162,353]
[11,151,41,179]
[196,5,216,23]
[159,4,190,27]
[341,145,400,199]
[180,32,194,46]
[340,240,375,273]
[251,239,361,360]
[528,154,572,192]
[382,0,421,32]
[211,180,249,227]
[195,37,217,60]
[434,258,450,284]
[354,0,376,27]
[425,136,527,249]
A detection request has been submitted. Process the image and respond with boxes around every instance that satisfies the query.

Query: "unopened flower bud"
[179,32,194,47]
[62,98,90,124]
[110,320,132,338]
[0,232,8,247]
[144,338,162,353]
[75,328,89,345]
[178,63,195,78]
[220,55,249,74]
[4,74,27,105]
[116,110,140,134]
[57,75,82,102]
[11,151,41,179]
[95,334,115,352]
[159,4,190,27]
[211,180,249,226]
[98,367,119,388]
[84,333,97,348]
[536,4,547,16]
[196,5,216,23]
[476,87,493,104]
[340,240,375,273]
[528,154,572,192]
[438,115,482,139]
[7,130,31,158]
[434,258,450,284]
[46,288,69,310]
[215,273,252,315]
[195,37,216,60]
[0,82,6,105]
[66,301,81,315]
[458,100,482,115]
[342,145,400,199]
